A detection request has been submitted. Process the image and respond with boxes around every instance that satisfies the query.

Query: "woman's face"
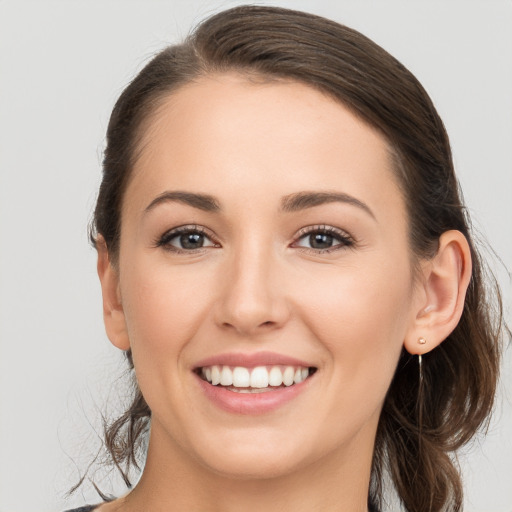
[112,74,423,478]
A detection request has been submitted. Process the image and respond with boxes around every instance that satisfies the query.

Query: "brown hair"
[88,6,503,511]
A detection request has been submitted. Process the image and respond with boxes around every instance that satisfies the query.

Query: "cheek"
[299,259,411,335]
[118,257,221,432]
[293,258,412,393]
[292,268,412,451]
[120,257,214,364]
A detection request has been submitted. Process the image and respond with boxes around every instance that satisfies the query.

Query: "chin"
[187,427,322,481]
[201,450,303,481]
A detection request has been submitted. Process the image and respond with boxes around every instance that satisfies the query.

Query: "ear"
[96,237,130,351]
[404,230,472,356]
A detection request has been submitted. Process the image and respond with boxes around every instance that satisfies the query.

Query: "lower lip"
[194,373,313,415]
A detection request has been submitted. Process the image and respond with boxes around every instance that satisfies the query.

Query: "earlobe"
[96,237,130,351]
[404,230,472,355]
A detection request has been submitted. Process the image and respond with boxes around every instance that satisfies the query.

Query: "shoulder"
[63,506,99,512]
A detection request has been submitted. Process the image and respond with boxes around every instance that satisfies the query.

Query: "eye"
[293,225,354,253]
[156,225,219,253]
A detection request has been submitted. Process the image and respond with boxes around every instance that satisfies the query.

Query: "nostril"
[220,319,277,333]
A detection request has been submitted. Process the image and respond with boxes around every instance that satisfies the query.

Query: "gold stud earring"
[417,338,427,381]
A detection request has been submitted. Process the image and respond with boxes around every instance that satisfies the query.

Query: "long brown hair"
[86,6,503,511]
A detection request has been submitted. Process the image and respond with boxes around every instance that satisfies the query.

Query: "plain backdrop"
[0,1,511,511]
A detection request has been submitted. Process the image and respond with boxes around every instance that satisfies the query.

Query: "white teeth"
[283,366,295,386]
[220,366,233,386]
[232,366,250,387]
[211,365,221,385]
[201,364,312,389]
[250,366,269,388]
[268,366,283,386]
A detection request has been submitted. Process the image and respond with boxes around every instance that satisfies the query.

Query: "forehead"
[126,74,404,222]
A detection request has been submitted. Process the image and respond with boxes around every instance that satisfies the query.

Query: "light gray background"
[0,1,511,511]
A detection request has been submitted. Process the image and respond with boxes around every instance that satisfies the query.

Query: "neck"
[120,419,376,512]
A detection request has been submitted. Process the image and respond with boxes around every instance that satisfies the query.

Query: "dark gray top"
[63,506,99,512]
[64,501,380,511]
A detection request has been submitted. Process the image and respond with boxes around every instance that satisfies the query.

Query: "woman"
[67,5,503,512]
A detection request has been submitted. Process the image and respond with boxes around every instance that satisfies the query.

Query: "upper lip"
[194,351,315,369]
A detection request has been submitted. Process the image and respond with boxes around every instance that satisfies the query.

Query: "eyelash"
[155,224,355,254]
[154,225,220,254]
[292,225,355,254]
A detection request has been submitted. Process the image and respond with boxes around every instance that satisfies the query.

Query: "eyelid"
[153,223,355,254]
[291,224,355,253]
[154,224,221,253]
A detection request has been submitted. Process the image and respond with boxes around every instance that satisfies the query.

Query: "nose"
[214,243,290,336]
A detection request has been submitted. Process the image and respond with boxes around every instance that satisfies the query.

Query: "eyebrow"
[144,191,221,214]
[144,189,375,220]
[280,191,376,219]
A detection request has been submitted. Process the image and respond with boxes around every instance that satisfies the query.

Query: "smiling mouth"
[196,365,317,393]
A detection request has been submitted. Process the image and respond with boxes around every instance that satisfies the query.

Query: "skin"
[97,74,471,512]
